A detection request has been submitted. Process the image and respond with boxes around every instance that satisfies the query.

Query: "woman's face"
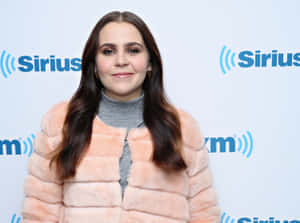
[95,22,152,101]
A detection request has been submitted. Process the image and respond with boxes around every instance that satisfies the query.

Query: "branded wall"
[0,0,299,222]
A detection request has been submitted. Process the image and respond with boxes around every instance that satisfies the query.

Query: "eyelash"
[102,48,141,55]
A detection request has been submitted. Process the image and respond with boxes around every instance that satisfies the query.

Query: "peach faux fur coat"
[21,101,221,223]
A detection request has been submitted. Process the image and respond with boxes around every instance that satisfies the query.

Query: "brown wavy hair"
[49,11,187,181]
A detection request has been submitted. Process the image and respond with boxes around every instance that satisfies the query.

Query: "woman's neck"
[97,88,145,128]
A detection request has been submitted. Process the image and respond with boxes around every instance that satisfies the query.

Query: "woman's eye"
[102,49,114,55]
[128,48,140,54]
[101,48,140,55]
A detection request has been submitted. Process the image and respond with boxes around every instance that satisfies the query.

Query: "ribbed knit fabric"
[97,88,145,199]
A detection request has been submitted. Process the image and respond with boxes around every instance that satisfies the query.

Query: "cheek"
[132,57,149,72]
[95,56,112,74]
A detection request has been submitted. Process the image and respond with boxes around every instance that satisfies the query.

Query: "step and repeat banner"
[0,0,299,222]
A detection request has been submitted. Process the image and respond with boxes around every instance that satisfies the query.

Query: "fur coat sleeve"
[21,102,65,223]
[179,109,221,223]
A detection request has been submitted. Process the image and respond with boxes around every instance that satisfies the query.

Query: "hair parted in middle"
[49,10,187,181]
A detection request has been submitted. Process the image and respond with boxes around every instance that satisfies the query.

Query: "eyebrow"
[98,42,144,49]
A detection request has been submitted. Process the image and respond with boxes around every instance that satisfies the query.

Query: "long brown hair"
[49,11,187,181]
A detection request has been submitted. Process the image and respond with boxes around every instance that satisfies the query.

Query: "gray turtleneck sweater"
[97,88,145,200]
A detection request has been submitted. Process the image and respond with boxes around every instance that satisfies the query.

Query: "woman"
[21,11,221,223]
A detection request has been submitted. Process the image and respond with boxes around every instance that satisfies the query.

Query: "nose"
[115,51,129,67]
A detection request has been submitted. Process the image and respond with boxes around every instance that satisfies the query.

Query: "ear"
[147,62,152,71]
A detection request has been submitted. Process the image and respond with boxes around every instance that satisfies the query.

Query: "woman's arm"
[21,104,65,223]
[179,109,221,223]
[187,143,221,223]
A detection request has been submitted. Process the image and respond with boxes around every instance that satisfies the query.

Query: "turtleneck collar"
[97,88,145,129]
[101,88,144,105]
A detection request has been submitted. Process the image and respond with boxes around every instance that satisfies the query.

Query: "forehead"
[98,22,144,45]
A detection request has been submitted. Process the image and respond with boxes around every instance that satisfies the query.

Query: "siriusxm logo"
[0,134,34,156]
[0,50,81,78]
[221,212,300,223]
[205,131,253,158]
[10,213,21,223]
[219,45,300,74]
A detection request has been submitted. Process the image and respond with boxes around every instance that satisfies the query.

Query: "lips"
[112,73,133,78]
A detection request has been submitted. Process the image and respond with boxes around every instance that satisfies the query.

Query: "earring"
[94,69,99,79]
[147,70,152,79]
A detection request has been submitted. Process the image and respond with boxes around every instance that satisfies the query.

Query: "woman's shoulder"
[40,100,70,137]
[175,107,209,176]
[175,107,206,151]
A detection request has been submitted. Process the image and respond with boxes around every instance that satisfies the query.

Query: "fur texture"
[21,101,221,223]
